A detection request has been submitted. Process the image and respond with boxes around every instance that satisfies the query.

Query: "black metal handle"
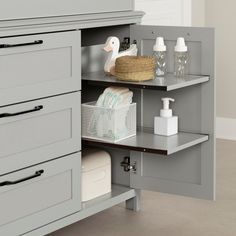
[0,170,44,187]
[0,40,43,49]
[0,105,43,118]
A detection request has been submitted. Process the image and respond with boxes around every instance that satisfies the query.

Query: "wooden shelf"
[82,71,210,91]
[83,130,209,155]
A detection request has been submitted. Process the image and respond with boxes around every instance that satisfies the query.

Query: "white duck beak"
[103,44,113,52]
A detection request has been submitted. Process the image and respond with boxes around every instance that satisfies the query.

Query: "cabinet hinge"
[120,157,136,173]
[120,38,137,51]
[120,37,130,51]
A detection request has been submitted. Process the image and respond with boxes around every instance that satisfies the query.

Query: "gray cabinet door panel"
[0,31,81,106]
[130,25,215,200]
[130,143,214,200]
[0,92,81,175]
[0,0,134,21]
[0,153,81,236]
[130,25,215,77]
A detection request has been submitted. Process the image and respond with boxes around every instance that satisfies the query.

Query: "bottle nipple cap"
[153,37,167,52]
[175,37,188,52]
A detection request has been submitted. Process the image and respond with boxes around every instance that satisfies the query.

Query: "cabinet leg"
[126,189,141,212]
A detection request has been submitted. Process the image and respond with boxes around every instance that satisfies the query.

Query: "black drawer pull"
[0,105,43,118]
[0,170,44,187]
[0,40,43,49]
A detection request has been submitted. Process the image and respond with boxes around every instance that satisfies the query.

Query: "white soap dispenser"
[154,98,178,136]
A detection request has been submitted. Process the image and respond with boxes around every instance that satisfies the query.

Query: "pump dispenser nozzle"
[160,98,175,118]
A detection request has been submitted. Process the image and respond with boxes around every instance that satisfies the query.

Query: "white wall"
[205,0,236,140]
[191,0,205,26]
[135,0,192,26]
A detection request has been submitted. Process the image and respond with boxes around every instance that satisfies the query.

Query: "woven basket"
[115,56,155,82]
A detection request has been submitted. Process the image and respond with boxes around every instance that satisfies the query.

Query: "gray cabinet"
[0,17,82,236]
[0,7,215,236]
[0,0,134,21]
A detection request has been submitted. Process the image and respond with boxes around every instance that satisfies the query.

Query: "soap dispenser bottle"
[154,98,178,136]
[153,37,167,77]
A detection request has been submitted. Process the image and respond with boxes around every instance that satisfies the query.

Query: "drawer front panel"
[0,0,133,21]
[0,92,81,175]
[0,31,81,106]
[0,153,81,236]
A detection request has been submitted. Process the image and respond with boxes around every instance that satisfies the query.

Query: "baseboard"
[216,117,236,140]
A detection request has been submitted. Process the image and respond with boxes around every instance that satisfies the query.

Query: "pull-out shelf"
[83,131,209,155]
[82,71,210,91]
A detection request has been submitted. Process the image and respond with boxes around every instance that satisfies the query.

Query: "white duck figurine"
[103,36,138,75]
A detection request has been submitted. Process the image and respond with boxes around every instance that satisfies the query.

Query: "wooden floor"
[50,139,236,236]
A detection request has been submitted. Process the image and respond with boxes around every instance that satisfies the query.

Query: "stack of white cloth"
[88,87,133,141]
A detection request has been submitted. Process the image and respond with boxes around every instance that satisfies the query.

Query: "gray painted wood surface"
[0,0,134,21]
[83,131,208,155]
[0,12,144,37]
[129,25,215,200]
[0,92,81,176]
[0,10,143,236]
[0,31,81,107]
[0,9,215,236]
[23,185,136,236]
[82,71,210,91]
[130,25,215,76]
[0,153,81,236]
[126,189,141,212]
[105,148,131,187]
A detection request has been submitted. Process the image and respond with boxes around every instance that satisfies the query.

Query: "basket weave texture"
[115,56,155,82]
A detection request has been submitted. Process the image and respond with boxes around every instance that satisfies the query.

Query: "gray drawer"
[0,0,134,20]
[0,153,81,236]
[0,92,81,175]
[0,31,81,106]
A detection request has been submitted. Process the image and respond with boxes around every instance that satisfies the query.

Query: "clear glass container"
[174,51,189,77]
[153,51,167,77]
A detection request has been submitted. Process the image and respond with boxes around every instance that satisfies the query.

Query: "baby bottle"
[153,37,167,77]
[174,37,189,77]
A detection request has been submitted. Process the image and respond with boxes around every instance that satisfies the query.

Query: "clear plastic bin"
[82,102,136,143]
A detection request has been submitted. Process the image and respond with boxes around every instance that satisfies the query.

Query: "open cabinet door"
[129,25,215,200]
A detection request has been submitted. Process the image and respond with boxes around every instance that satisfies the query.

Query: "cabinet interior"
[81,25,130,185]
[81,24,214,196]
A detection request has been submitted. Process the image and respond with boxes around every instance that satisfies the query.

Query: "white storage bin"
[82,148,111,202]
[82,102,136,143]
